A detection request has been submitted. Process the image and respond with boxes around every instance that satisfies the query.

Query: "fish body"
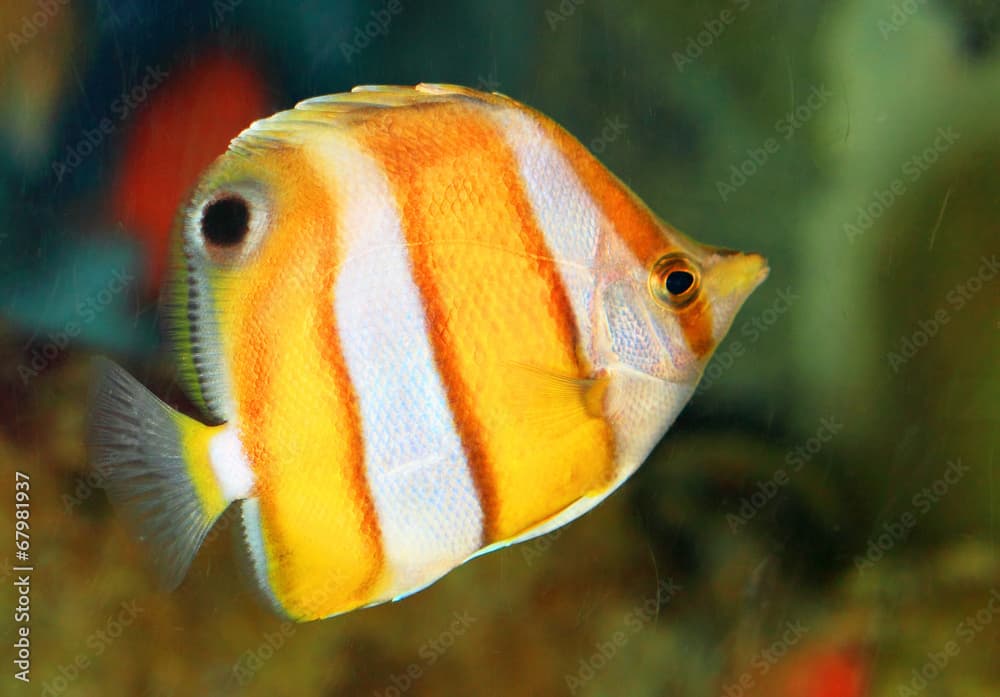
[90,84,768,621]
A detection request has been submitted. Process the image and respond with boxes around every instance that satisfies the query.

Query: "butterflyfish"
[89,84,768,621]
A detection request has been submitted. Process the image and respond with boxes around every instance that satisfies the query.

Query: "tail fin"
[88,357,240,588]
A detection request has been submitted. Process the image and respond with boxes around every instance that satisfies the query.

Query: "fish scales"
[88,84,769,621]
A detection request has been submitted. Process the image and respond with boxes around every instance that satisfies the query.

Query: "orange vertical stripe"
[215,147,384,619]
[536,116,679,266]
[358,102,614,543]
[537,114,716,357]
[678,296,715,358]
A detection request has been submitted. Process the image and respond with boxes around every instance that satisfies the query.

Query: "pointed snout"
[703,248,769,297]
[700,248,770,343]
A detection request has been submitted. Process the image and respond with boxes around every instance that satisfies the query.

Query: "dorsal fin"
[229,83,514,157]
[304,83,514,109]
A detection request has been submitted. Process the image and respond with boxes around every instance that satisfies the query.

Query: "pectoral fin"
[507,361,609,428]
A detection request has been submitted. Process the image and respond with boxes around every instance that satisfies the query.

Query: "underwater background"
[1,0,997,695]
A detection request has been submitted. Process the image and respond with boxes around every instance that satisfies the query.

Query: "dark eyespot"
[201,196,249,247]
[665,270,695,296]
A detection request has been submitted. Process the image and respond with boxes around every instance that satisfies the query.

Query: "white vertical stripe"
[310,132,484,598]
[241,498,284,614]
[208,424,255,501]
[490,109,604,363]
[493,108,675,485]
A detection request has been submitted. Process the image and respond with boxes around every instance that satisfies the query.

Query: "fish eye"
[665,270,694,295]
[201,195,250,248]
[649,254,700,308]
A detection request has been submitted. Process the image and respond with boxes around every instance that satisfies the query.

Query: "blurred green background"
[0,1,997,695]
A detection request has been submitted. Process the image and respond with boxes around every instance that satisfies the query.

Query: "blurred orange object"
[782,646,869,697]
[112,50,270,292]
[723,642,869,697]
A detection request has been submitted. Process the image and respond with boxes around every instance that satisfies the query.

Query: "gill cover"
[162,175,272,423]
